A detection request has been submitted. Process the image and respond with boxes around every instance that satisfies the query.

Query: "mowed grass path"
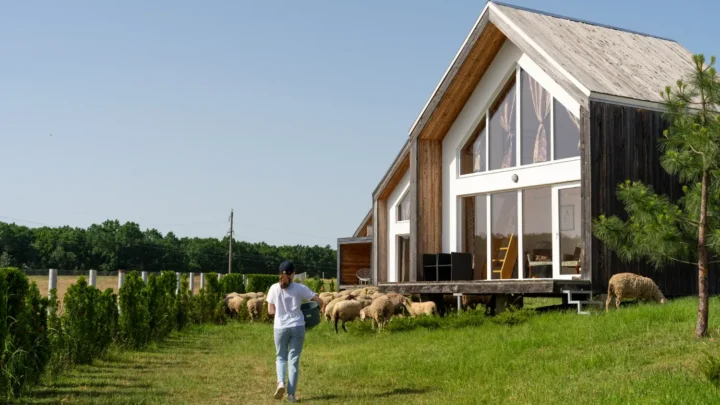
[19,298,720,405]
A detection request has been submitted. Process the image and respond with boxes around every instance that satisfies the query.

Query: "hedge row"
[0,268,230,401]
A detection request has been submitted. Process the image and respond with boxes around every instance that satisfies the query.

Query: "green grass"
[17,297,720,404]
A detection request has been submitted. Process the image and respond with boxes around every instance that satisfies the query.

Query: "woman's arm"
[268,303,276,315]
[310,294,324,312]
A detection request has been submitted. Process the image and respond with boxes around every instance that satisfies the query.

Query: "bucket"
[301,301,321,329]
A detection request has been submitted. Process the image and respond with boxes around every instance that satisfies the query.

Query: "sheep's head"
[359,308,367,321]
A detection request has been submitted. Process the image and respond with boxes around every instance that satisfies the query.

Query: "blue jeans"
[274,326,306,395]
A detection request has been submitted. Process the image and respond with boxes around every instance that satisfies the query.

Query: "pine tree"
[593,54,720,338]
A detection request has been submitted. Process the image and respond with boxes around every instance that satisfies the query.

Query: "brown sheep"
[331,296,364,333]
[405,301,437,317]
[385,292,411,316]
[226,296,246,316]
[360,295,394,330]
[606,273,666,312]
[247,297,265,321]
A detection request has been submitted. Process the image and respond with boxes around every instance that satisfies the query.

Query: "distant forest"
[0,220,336,276]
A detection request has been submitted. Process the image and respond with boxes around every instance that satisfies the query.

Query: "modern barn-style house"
[336,1,719,310]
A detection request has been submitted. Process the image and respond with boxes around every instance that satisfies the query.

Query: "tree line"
[0,220,336,276]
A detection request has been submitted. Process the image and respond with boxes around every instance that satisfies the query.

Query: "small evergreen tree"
[594,54,720,338]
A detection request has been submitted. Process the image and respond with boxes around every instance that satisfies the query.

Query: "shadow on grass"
[305,387,431,401]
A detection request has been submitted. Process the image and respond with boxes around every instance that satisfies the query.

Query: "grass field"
[17,297,720,404]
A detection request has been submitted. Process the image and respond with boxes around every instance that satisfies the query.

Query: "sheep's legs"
[616,296,622,310]
[606,293,614,312]
[342,321,348,333]
[334,319,339,334]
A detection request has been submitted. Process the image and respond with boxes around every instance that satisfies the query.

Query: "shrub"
[220,273,245,295]
[119,271,151,348]
[489,307,535,326]
[192,289,224,325]
[307,276,324,293]
[245,274,276,294]
[176,274,192,331]
[204,272,221,296]
[63,277,115,364]
[0,268,50,399]
[46,288,69,375]
[329,278,335,292]
[146,271,177,342]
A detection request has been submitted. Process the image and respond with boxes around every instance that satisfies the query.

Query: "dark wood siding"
[589,100,719,297]
[337,237,372,287]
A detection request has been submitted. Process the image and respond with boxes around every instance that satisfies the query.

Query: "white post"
[200,273,205,290]
[118,270,125,290]
[176,272,181,294]
[189,272,195,296]
[218,273,222,282]
[89,269,97,287]
[141,271,148,284]
[48,269,58,296]
[454,293,463,312]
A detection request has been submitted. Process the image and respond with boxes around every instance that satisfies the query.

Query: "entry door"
[551,183,581,279]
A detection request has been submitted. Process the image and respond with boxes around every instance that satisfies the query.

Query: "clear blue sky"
[1,1,718,248]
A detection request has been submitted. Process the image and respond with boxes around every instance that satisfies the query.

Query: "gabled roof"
[372,1,696,202]
[352,209,373,238]
[493,2,694,105]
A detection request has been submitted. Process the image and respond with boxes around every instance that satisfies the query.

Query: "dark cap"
[279,261,295,274]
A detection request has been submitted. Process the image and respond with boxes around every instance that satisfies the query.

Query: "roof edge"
[492,1,677,43]
[352,209,373,238]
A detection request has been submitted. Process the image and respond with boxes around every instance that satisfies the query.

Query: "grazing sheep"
[461,295,492,311]
[405,301,437,317]
[244,292,260,300]
[319,292,333,299]
[370,292,384,300]
[319,294,334,308]
[606,273,666,312]
[360,296,394,330]
[226,296,246,316]
[385,292,411,316]
[324,296,348,321]
[247,297,265,321]
[256,292,265,298]
[332,296,364,333]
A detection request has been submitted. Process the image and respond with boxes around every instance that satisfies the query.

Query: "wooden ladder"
[491,234,517,279]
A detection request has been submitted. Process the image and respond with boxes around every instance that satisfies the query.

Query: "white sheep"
[247,297,265,321]
[324,296,348,321]
[331,296,364,333]
[606,272,666,312]
[405,301,437,317]
[385,292,411,316]
[226,296,246,316]
[360,295,394,330]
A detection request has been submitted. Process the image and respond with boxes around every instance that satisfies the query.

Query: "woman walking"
[266,261,324,402]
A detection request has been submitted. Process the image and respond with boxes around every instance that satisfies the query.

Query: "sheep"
[331,296,364,333]
[370,292,384,300]
[359,295,394,330]
[319,292,333,299]
[244,292,260,300]
[324,296,348,321]
[319,294,334,309]
[385,292,411,316]
[340,289,354,296]
[226,296,246,316]
[461,295,493,311]
[606,273,666,312]
[405,301,437,317]
[247,297,265,322]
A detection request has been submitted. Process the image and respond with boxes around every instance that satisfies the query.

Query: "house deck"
[377,279,591,296]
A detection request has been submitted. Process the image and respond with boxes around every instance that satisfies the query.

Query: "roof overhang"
[352,209,373,238]
[372,138,411,201]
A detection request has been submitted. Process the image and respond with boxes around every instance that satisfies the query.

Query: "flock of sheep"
[220,272,667,330]
[319,287,439,333]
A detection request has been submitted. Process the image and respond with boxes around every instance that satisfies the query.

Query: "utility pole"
[228,209,234,274]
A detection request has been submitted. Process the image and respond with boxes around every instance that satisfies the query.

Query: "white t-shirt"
[266,282,316,329]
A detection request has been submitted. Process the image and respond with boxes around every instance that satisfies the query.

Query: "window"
[491,191,518,279]
[489,79,517,170]
[523,187,552,278]
[554,99,581,160]
[397,235,410,282]
[460,117,487,175]
[397,192,410,222]
[459,67,581,176]
[461,195,487,280]
[521,71,551,165]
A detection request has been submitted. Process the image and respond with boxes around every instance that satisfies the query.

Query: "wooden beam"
[376,199,388,283]
[352,209,373,238]
[580,106,592,282]
[414,21,507,141]
[374,141,411,201]
[409,139,419,282]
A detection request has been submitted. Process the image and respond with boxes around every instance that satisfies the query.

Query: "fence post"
[218,273,222,282]
[176,272,181,294]
[48,269,58,296]
[118,270,125,290]
[189,272,195,296]
[200,273,205,290]
[89,269,97,287]
[141,271,148,284]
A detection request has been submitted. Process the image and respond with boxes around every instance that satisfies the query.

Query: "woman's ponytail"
[280,273,291,289]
